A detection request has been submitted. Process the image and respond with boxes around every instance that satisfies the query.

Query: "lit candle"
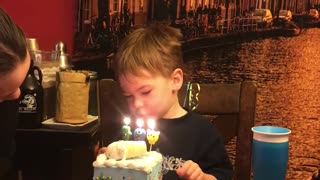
[146,119,160,151]
[121,117,132,140]
[134,118,146,141]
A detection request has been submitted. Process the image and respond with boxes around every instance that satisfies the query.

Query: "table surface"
[16,122,100,148]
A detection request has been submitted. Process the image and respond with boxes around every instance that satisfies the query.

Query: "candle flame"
[147,119,155,129]
[124,117,131,125]
[136,118,144,127]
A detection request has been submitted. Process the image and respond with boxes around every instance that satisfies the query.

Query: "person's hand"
[176,160,216,180]
[96,147,108,157]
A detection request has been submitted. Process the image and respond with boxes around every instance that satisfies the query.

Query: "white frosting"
[94,154,107,166]
[143,166,152,173]
[127,161,144,169]
[116,161,128,168]
[93,151,163,173]
[104,159,116,167]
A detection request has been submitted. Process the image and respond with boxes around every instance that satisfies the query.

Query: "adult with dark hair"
[0,7,31,179]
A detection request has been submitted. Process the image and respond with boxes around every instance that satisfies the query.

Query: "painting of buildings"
[79,0,319,27]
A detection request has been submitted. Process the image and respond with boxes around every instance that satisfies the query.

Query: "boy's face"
[119,68,183,120]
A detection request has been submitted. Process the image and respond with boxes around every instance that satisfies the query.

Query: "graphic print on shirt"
[161,154,186,175]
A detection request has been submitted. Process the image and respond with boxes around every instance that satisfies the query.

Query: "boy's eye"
[123,95,133,99]
[142,90,151,95]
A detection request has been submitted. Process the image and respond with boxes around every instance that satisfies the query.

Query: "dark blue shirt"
[153,111,233,180]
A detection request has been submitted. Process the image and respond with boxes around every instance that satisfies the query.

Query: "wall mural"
[73,0,318,57]
[74,0,222,55]
[74,0,134,55]
[75,0,176,54]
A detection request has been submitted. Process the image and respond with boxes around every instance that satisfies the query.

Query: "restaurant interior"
[1,0,319,180]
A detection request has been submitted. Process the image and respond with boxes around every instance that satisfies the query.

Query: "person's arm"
[203,125,233,180]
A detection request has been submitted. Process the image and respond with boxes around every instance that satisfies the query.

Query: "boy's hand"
[96,147,108,156]
[176,160,216,180]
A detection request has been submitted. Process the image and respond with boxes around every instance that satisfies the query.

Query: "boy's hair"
[113,24,183,79]
[0,8,27,75]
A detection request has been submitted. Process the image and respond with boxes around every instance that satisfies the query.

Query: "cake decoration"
[134,118,146,141]
[95,173,111,180]
[146,119,160,151]
[121,117,132,140]
[104,140,147,160]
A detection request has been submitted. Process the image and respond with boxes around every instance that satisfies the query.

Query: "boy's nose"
[133,97,143,108]
[131,98,146,117]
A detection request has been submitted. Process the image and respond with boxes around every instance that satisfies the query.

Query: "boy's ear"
[171,68,184,90]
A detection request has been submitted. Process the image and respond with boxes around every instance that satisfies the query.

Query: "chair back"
[98,79,257,180]
[178,81,257,180]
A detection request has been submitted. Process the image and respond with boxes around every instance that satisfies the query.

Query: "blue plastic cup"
[252,126,291,180]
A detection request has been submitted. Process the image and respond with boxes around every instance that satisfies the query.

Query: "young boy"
[104,24,233,180]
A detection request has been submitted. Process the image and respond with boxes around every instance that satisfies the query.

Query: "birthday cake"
[93,140,163,180]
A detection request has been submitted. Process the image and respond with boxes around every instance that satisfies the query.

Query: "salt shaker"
[55,41,67,54]
[55,41,71,71]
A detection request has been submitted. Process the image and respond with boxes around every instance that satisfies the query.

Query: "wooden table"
[15,123,100,180]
